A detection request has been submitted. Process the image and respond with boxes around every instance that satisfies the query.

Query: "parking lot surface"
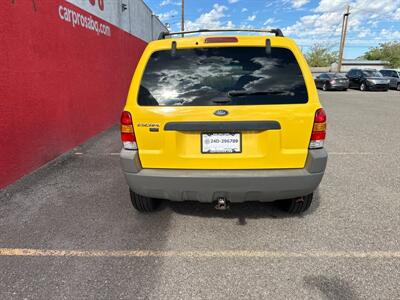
[1,90,400,299]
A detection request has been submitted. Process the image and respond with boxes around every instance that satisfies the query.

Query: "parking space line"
[1,248,400,259]
[73,153,120,156]
[329,152,375,155]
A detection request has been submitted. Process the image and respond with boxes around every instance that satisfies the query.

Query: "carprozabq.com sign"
[58,0,111,36]
[58,5,111,36]
[63,0,132,35]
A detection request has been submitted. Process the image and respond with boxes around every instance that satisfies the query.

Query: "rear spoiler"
[158,28,284,39]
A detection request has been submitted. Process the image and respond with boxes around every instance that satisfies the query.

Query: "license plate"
[201,133,241,153]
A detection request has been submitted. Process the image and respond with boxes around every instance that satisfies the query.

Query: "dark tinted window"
[380,70,389,76]
[333,73,346,78]
[138,47,307,106]
[362,70,382,77]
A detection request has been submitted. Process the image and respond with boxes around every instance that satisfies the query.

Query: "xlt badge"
[137,123,160,128]
[137,123,160,132]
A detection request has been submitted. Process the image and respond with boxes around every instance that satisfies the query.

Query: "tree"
[363,42,400,68]
[305,44,338,67]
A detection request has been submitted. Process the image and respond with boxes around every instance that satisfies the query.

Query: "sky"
[144,0,400,58]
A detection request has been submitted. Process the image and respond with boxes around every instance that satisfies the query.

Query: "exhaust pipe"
[215,197,229,210]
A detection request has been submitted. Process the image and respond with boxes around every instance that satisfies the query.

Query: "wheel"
[397,83,400,91]
[129,189,159,212]
[360,82,367,91]
[322,83,328,91]
[278,193,313,214]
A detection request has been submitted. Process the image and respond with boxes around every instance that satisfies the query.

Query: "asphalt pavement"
[1,90,400,299]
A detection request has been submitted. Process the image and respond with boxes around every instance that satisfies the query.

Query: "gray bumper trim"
[120,149,142,174]
[164,121,281,132]
[305,149,328,173]
[120,149,327,203]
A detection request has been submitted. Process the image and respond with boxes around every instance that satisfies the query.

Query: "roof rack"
[158,28,284,40]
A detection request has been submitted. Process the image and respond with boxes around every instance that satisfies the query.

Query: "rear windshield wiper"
[228,90,289,97]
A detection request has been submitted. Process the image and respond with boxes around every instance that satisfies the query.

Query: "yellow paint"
[124,35,322,169]
[1,248,400,259]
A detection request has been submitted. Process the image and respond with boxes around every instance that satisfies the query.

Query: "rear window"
[333,73,346,78]
[363,70,382,77]
[138,47,308,106]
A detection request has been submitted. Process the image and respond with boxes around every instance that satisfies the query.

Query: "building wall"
[65,0,167,42]
[340,65,388,72]
[0,0,166,188]
[152,14,168,40]
[331,61,390,73]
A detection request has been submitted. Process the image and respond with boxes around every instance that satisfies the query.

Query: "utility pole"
[338,5,350,73]
[181,0,185,37]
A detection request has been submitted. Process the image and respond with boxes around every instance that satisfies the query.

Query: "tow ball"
[215,197,230,210]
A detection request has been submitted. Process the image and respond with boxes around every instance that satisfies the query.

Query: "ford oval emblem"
[214,109,229,117]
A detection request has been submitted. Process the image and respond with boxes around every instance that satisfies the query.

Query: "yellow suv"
[120,29,327,214]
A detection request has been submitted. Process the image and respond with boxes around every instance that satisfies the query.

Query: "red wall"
[0,1,146,188]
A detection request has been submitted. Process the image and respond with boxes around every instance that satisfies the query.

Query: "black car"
[315,73,349,91]
[346,69,390,91]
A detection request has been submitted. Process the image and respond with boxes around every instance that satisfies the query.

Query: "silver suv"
[379,69,400,91]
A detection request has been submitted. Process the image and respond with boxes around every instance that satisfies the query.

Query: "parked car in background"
[315,73,349,91]
[379,69,400,90]
[346,69,390,91]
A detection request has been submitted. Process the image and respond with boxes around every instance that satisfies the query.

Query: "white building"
[331,59,390,72]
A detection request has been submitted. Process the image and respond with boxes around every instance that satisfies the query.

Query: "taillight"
[120,111,137,150]
[309,108,326,149]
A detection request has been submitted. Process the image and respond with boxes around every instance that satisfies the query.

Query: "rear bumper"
[366,83,389,91]
[120,149,327,203]
[330,83,348,90]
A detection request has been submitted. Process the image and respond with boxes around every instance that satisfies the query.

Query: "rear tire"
[129,189,159,212]
[278,193,313,214]
[397,83,400,91]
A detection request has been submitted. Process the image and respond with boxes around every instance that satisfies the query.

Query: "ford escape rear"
[120,29,328,214]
